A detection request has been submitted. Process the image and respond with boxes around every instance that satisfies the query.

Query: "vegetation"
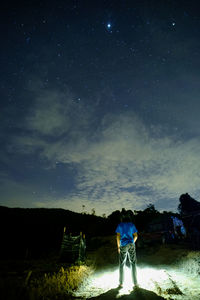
[1,194,200,299]
[28,265,92,300]
[1,194,200,259]
[178,193,200,215]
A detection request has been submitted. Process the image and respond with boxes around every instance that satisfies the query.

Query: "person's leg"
[128,243,138,285]
[131,262,137,285]
[119,245,127,285]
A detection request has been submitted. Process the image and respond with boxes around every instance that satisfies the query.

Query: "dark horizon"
[0,199,184,217]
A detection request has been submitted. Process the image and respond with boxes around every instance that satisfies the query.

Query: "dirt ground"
[75,237,200,300]
[89,286,165,300]
[1,238,200,300]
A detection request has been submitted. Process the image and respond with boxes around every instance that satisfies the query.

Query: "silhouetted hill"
[0,206,109,258]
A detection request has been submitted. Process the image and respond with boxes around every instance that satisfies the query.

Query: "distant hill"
[0,206,109,258]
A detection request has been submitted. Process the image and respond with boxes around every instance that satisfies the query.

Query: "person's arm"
[133,232,138,243]
[116,232,121,253]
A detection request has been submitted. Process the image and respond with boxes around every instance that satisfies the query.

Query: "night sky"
[1,0,200,216]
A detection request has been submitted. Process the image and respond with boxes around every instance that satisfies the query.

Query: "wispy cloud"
[5,83,200,215]
[0,176,38,207]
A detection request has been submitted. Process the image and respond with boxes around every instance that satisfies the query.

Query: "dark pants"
[119,243,137,285]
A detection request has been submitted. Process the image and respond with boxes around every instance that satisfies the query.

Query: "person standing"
[116,210,138,288]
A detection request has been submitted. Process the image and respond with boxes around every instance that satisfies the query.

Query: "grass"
[28,265,93,300]
[0,257,93,300]
[1,237,194,300]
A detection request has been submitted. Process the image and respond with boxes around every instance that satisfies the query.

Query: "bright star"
[107,23,111,28]
[172,22,175,26]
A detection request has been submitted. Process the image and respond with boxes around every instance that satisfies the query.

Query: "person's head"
[120,210,132,222]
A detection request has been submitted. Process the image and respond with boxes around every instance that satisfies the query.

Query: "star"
[107,23,111,29]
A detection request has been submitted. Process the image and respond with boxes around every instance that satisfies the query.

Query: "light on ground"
[74,265,200,299]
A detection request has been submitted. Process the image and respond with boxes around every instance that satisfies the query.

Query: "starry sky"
[1,0,200,216]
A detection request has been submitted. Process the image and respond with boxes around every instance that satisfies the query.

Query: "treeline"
[107,204,174,232]
[1,193,200,258]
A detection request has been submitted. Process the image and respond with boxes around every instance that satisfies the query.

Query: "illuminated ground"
[74,243,200,300]
[74,265,200,299]
[0,242,200,300]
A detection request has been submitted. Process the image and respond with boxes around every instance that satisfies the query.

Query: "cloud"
[8,83,92,159]
[27,93,69,136]
[6,82,200,215]
[0,176,38,208]
[25,87,91,137]
[34,192,142,216]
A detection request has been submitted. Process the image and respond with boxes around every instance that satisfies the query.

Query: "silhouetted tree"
[82,205,86,214]
[144,204,158,214]
[133,204,160,231]
[178,193,200,215]
[178,194,200,249]
[107,210,121,230]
